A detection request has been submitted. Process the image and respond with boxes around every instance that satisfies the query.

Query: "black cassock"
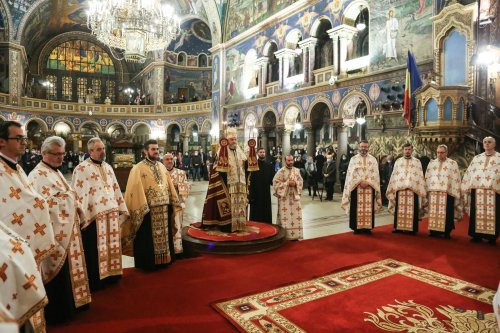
[247,159,275,224]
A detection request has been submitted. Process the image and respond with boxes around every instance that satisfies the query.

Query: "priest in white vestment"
[0,121,55,265]
[163,153,191,255]
[72,137,128,291]
[341,140,382,234]
[424,144,462,239]
[0,223,48,333]
[461,136,499,245]
[28,136,91,324]
[386,143,427,234]
[273,155,303,240]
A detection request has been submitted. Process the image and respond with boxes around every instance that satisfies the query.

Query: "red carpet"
[214,259,497,332]
[49,217,500,333]
[187,221,278,241]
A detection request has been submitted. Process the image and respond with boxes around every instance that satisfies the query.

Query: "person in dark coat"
[379,155,394,206]
[322,155,336,201]
[339,154,349,193]
[247,148,275,223]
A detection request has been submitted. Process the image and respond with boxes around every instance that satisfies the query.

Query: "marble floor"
[122,180,393,268]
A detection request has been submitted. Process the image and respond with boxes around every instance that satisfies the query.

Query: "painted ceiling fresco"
[224,0,298,41]
[166,18,212,55]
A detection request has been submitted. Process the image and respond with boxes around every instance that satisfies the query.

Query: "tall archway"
[313,19,333,69]
[107,123,127,142]
[310,102,332,150]
[25,118,48,149]
[166,123,181,152]
[133,123,151,145]
[264,41,279,84]
[261,110,277,156]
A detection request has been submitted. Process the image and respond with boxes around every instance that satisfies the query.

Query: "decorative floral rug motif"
[213,259,498,332]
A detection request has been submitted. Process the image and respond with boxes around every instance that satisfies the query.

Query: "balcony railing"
[0,93,212,116]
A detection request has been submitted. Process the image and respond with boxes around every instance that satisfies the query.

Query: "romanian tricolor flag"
[403,50,423,128]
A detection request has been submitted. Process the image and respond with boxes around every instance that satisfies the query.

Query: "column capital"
[327,25,358,40]
[298,37,318,50]
[255,57,269,67]
[275,48,298,59]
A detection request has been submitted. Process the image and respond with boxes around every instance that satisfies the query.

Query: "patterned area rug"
[213,259,498,332]
[186,221,279,242]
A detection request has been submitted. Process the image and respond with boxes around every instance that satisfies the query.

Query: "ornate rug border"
[213,258,496,333]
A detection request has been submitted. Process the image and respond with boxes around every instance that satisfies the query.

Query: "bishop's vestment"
[29,162,91,323]
[166,167,190,254]
[0,156,55,265]
[272,166,303,240]
[341,154,382,232]
[72,158,128,291]
[425,158,463,237]
[122,159,179,270]
[461,152,500,241]
[386,156,427,232]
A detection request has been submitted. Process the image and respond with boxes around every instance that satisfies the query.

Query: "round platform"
[182,222,287,255]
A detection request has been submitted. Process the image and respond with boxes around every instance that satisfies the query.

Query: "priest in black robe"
[247,148,275,223]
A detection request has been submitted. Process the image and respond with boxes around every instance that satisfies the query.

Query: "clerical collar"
[167,167,174,172]
[485,152,494,156]
[404,156,412,159]
[90,157,102,165]
[0,153,17,170]
[145,157,157,164]
[286,166,292,169]
[42,160,59,171]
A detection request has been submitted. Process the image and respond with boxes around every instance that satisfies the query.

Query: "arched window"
[313,19,333,69]
[443,97,453,120]
[198,54,207,67]
[457,98,465,121]
[44,39,117,103]
[178,52,187,66]
[443,30,466,85]
[425,98,438,122]
[266,42,279,84]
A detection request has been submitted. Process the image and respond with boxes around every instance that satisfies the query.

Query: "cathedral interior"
[0,0,498,166]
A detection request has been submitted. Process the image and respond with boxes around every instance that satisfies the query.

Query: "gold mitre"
[226,127,238,139]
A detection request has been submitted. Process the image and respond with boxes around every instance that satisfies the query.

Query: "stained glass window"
[47,75,57,99]
[106,80,116,101]
[47,40,115,74]
[77,78,87,101]
[92,79,102,101]
[62,77,72,100]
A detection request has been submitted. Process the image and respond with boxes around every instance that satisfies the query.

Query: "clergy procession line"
[0,120,499,332]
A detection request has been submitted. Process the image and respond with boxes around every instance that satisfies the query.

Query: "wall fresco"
[224,0,298,41]
[164,67,211,102]
[167,18,212,55]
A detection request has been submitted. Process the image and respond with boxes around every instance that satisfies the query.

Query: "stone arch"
[105,121,128,134]
[178,51,187,66]
[338,91,372,117]
[244,111,258,141]
[281,102,302,125]
[263,40,279,56]
[183,120,199,135]
[24,117,48,132]
[79,120,102,133]
[282,104,301,130]
[310,16,333,37]
[131,121,151,134]
[0,0,13,40]
[51,119,75,132]
[200,119,212,134]
[259,108,278,128]
[307,96,334,121]
[166,121,182,134]
[342,0,369,23]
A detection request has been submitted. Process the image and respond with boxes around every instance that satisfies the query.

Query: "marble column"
[281,129,291,164]
[260,129,268,152]
[308,45,316,84]
[71,133,82,153]
[4,44,27,106]
[182,134,189,153]
[255,57,269,96]
[199,134,208,152]
[327,25,357,78]
[299,37,317,86]
[336,125,348,184]
[305,126,315,157]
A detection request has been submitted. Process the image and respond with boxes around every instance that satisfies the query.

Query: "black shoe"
[392,229,401,234]
[353,230,360,234]
[444,233,451,239]
[364,229,372,234]
[410,231,416,235]
[488,239,496,246]
[470,237,481,243]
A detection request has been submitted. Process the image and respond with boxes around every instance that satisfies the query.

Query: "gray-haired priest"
[72,137,129,291]
[341,140,382,234]
[424,144,462,239]
[461,136,499,245]
[386,143,427,234]
[29,136,91,324]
